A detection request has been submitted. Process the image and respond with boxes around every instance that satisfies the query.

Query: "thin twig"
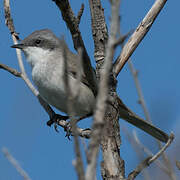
[128,157,152,180]
[2,147,31,180]
[128,60,151,123]
[4,0,38,96]
[4,0,19,39]
[114,0,168,76]
[128,60,176,180]
[132,131,170,174]
[122,127,152,180]
[0,63,21,77]
[127,133,174,180]
[148,133,174,164]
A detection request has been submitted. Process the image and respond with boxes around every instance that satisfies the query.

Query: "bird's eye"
[35,39,41,45]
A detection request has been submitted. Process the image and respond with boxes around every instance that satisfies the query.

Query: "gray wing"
[65,47,95,88]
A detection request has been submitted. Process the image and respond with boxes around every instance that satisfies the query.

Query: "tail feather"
[118,98,169,143]
[121,112,169,143]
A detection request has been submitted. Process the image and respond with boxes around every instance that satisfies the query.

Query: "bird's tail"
[117,98,169,143]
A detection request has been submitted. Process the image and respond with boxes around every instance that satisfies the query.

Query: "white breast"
[24,47,95,116]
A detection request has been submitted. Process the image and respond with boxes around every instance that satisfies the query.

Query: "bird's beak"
[11,44,25,49]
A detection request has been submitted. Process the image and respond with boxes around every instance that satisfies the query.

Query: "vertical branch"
[86,1,125,180]
[88,0,108,79]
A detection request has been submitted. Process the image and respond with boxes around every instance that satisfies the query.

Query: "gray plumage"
[11,29,169,142]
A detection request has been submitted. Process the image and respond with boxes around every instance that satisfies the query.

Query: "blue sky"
[0,0,180,179]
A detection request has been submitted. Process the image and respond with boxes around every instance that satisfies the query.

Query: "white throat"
[23,47,52,68]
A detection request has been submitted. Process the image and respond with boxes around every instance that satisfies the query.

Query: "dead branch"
[0,63,21,77]
[2,147,31,180]
[128,60,176,180]
[88,0,108,83]
[85,1,123,180]
[127,133,174,180]
[132,131,170,174]
[114,0,168,76]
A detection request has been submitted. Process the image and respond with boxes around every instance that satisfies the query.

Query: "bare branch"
[148,133,174,164]
[114,0,168,76]
[122,127,153,180]
[4,0,39,96]
[128,60,176,180]
[85,1,122,180]
[132,131,170,174]
[0,63,21,77]
[2,147,31,180]
[4,0,19,39]
[128,60,152,123]
[128,157,152,180]
[88,0,108,64]
[127,133,174,180]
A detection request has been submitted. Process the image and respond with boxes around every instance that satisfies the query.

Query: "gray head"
[11,29,66,67]
[11,29,62,50]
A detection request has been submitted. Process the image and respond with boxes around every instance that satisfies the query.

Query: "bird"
[11,29,169,143]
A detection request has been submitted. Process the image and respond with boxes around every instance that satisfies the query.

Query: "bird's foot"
[64,122,72,140]
[47,114,69,132]
[63,114,92,139]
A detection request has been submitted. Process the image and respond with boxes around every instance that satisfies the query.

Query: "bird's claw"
[54,122,59,133]
[64,122,72,140]
[46,113,69,133]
